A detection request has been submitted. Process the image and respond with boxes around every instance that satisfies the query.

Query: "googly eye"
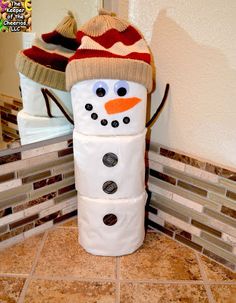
[114,80,129,97]
[93,81,109,97]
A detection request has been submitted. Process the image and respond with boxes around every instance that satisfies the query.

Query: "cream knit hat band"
[16,52,66,91]
[66,57,152,92]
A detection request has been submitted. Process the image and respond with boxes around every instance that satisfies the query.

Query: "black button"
[103,153,118,167]
[117,87,127,97]
[91,113,98,120]
[101,119,108,126]
[123,117,130,124]
[96,87,106,97]
[111,120,119,128]
[103,214,117,226]
[103,181,118,194]
[85,103,93,111]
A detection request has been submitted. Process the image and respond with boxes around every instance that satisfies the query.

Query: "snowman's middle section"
[73,129,146,199]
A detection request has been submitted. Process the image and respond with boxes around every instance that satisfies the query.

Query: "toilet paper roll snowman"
[66,10,153,256]
[15,12,77,144]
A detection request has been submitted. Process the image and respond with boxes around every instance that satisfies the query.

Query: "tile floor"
[0,217,235,303]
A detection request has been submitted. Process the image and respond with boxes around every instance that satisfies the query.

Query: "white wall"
[0,33,22,98]
[33,0,98,34]
[115,0,236,169]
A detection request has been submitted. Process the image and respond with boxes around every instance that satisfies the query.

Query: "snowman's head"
[71,78,147,135]
[66,10,153,135]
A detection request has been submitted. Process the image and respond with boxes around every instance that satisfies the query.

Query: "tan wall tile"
[201,231,232,252]
[192,235,236,264]
[0,172,15,183]
[148,176,220,210]
[29,177,75,200]
[0,183,32,201]
[18,154,73,178]
[177,180,207,196]
[21,142,68,159]
[1,194,28,211]
[209,192,236,210]
[1,152,58,175]
[0,210,25,227]
[22,171,51,184]
[0,179,22,193]
[191,219,222,237]
[165,167,225,195]
[204,208,236,228]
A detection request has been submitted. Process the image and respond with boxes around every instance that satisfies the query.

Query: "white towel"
[19,73,73,117]
[17,110,73,145]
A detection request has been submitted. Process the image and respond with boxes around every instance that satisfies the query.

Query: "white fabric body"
[19,73,73,117]
[17,110,73,145]
[78,192,147,256]
[73,129,146,199]
[71,79,147,136]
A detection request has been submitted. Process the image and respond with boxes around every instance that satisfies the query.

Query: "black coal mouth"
[85,103,130,128]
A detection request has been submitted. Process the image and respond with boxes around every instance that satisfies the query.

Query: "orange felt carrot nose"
[105,97,141,114]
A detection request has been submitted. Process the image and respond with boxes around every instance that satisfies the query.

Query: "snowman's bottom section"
[78,191,147,256]
[17,110,73,145]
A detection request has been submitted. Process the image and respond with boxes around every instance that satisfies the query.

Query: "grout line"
[120,279,205,285]
[206,281,236,285]
[17,231,48,303]
[0,273,29,278]
[30,275,117,283]
[195,252,216,303]
[115,257,121,303]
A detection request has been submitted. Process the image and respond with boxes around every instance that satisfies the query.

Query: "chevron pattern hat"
[16,12,78,91]
[66,9,153,93]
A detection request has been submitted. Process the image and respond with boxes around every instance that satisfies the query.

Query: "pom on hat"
[66,11,153,93]
[16,12,78,91]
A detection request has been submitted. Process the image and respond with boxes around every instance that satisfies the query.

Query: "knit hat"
[41,11,78,51]
[66,9,153,93]
[16,12,78,91]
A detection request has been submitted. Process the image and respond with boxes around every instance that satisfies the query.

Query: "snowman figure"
[15,12,77,145]
[66,10,154,256]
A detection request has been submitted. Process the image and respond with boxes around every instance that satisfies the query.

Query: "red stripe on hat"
[69,49,151,64]
[24,46,69,72]
[76,25,142,48]
[42,30,79,51]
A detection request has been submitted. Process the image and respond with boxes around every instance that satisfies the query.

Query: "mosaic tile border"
[0,138,76,250]
[147,143,236,272]
[0,93,22,144]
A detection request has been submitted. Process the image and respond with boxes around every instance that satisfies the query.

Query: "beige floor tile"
[34,228,116,279]
[120,282,209,303]
[200,256,236,281]
[120,233,201,281]
[0,277,25,303]
[0,234,43,274]
[211,285,236,303]
[24,279,115,303]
